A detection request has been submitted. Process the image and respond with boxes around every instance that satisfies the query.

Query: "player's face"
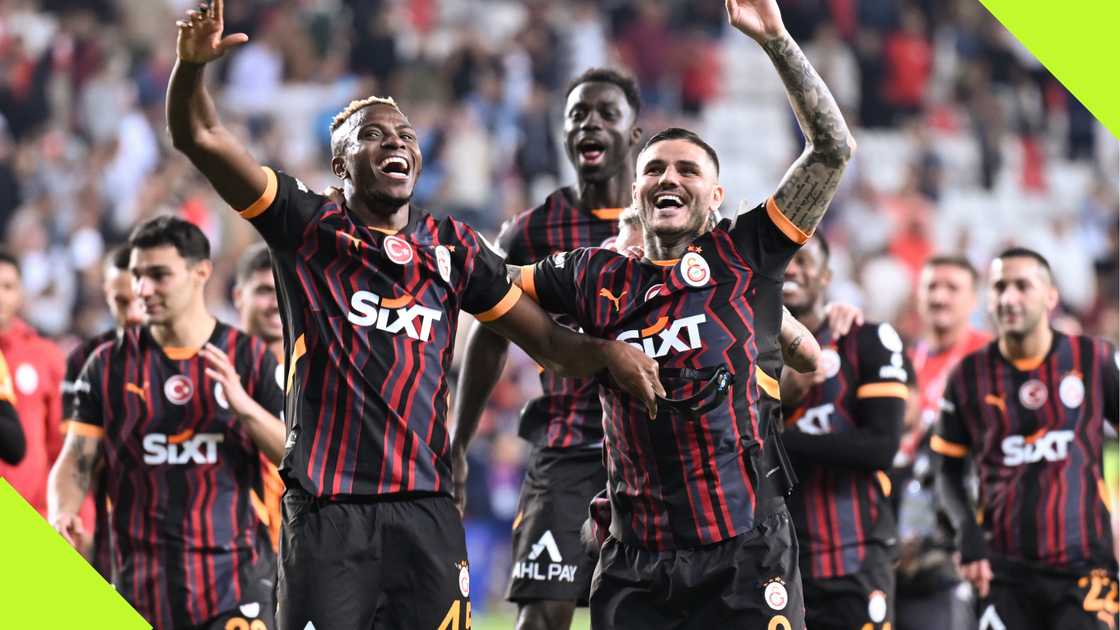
[633,139,724,240]
[130,245,211,325]
[782,238,831,312]
[987,257,1058,338]
[104,266,144,328]
[563,82,639,182]
[0,262,21,329]
[235,269,282,343]
[334,104,422,210]
[918,264,975,333]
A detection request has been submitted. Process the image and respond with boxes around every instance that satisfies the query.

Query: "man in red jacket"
[0,251,65,517]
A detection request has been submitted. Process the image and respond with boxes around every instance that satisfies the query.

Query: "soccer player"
[48,216,286,630]
[0,250,66,518]
[934,247,1119,630]
[0,348,23,465]
[233,243,285,552]
[512,0,856,626]
[166,3,661,629]
[449,67,643,630]
[60,245,144,576]
[894,255,988,630]
[780,235,911,630]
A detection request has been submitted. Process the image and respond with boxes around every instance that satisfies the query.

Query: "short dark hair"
[811,232,830,262]
[565,68,641,118]
[924,254,978,283]
[236,243,273,286]
[640,127,720,175]
[0,250,19,275]
[128,215,211,262]
[996,246,1051,277]
[103,244,131,273]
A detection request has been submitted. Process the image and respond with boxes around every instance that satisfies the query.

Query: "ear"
[232,285,244,311]
[193,259,213,285]
[331,155,347,180]
[1045,285,1059,312]
[710,184,725,212]
[631,181,641,206]
[821,265,833,287]
[630,125,643,146]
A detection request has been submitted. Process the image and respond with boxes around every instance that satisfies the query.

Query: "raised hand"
[176,0,249,65]
[725,0,786,42]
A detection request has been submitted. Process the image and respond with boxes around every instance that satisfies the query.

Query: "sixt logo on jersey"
[143,430,224,465]
[617,314,706,358]
[347,291,442,341]
[1001,430,1075,466]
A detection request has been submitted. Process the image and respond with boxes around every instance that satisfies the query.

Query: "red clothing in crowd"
[0,318,65,516]
[903,327,991,458]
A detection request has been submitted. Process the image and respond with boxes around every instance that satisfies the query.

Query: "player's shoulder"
[850,321,904,352]
[67,329,116,366]
[429,213,503,257]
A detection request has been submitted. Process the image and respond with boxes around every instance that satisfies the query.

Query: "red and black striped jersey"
[62,328,118,420]
[525,199,804,550]
[497,187,621,447]
[240,167,519,498]
[932,332,1119,570]
[68,322,283,629]
[783,322,911,578]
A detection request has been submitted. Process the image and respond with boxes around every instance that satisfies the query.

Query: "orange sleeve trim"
[857,382,910,399]
[475,285,523,323]
[238,167,278,220]
[766,197,812,245]
[63,420,104,439]
[930,435,969,458]
[877,471,892,497]
[519,266,538,302]
[287,333,306,392]
[755,366,781,400]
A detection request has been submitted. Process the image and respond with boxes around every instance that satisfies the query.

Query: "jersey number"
[438,600,471,630]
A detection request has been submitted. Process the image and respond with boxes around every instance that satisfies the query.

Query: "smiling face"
[782,237,831,315]
[633,138,724,241]
[130,245,210,326]
[988,256,1058,339]
[563,81,640,183]
[235,269,282,344]
[104,265,144,328]
[331,103,423,211]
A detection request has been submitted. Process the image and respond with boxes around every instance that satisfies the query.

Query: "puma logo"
[984,394,1006,413]
[598,288,626,313]
[126,383,147,402]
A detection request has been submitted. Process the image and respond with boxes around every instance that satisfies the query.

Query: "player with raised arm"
[780,235,911,630]
[165,3,662,628]
[450,68,643,630]
[934,248,1119,630]
[48,216,286,630]
[512,1,855,627]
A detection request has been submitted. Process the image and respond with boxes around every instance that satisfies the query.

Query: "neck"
[577,166,633,210]
[926,322,967,353]
[346,191,411,232]
[149,303,215,350]
[999,323,1052,362]
[791,299,827,333]
[644,230,694,261]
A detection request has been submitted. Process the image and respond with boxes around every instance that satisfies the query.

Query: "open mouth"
[577,139,607,165]
[653,191,687,211]
[782,281,801,294]
[378,156,411,180]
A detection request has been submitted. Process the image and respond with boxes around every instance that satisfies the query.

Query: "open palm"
[176,0,248,64]
[725,0,786,41]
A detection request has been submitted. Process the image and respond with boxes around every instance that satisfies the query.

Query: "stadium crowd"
[0,0,1116,627]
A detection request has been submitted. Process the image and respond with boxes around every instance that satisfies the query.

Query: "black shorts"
[980,559,1118,630]
[506,445,606,606]
[590,500,805,630]
[276,490,471,630]
[802,558,895,630]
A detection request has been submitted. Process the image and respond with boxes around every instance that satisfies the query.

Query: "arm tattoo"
[69,436,98,495]
[787,334,804,354]
[760,33,854,233]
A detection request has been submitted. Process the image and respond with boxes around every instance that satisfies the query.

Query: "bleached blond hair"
[329,95,402,134]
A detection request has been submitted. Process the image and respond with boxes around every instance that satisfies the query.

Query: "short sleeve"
[460,227,521,322]
[66,351,106,438]
[524,248,594,320]
[249,344,285,418]
[728,198,808,279]
[932,365,971,459]
[60,345,87,419]
[854,322,912,399]
[238,167,325,250]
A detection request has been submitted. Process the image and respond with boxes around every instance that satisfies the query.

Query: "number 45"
[438,600,472,630]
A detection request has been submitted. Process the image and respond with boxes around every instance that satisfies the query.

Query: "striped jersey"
[783,321,911,578]
[68,322,283,629]
[498,187,621,447]
[525,199,804,550]
[932,332,1119,570]
[240,167,519,498]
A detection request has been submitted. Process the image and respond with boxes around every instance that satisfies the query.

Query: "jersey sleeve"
[60,345,87,420]
[66,350,107,438]
[854,322,912,400]
[237,167,325,250]
[496,214,532,265]
[932,364,971,459]
[459,225,522,322]
[522,248,593,320]
[1100,339,1119,428]
[728,198,809,279]
[248,343,285,418]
